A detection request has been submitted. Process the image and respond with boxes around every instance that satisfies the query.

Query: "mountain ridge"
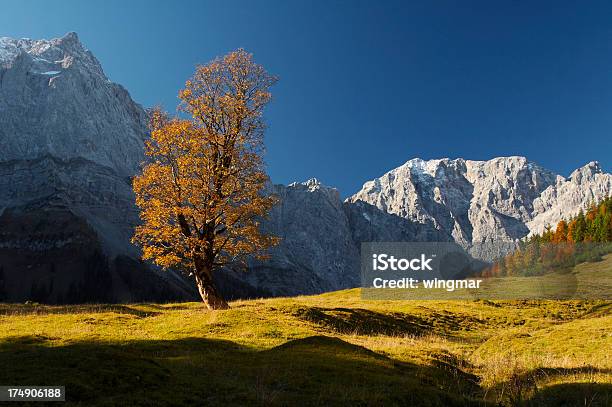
[348,156,611,259]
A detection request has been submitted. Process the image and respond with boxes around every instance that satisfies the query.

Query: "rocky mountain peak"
[288,178,340,201]
[349,156,610,259]
[0,34,196,303]
[569,161,603,182]
[0,32,103,75]
[0,33,146,176]
[529,162,611,234]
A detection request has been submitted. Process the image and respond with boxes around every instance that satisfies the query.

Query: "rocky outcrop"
[349,157,611,259]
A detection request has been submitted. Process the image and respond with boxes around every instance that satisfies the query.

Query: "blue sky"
[2,1,612,195]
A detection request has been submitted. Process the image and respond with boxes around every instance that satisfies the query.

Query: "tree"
[552,220,568,243]
[572,211,587,243]
[541,224,553,243]
[132,50,279,310]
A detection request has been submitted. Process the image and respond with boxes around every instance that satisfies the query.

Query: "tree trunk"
[193,267,229,310]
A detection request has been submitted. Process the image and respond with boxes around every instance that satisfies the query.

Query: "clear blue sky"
[3,1,612,195]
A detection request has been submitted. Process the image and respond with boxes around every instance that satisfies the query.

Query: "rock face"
[528,162,612,234]
[349,157,612,259]
[0,33,146,175]
[220,179,448,297]
[0,33,197,303]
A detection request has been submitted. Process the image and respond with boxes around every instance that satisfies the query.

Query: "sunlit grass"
[0,260,611,405]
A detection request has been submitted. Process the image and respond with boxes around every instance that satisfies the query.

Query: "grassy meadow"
[0,260,611,406]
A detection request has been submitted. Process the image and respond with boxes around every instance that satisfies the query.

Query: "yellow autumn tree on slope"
[132,50,279,309]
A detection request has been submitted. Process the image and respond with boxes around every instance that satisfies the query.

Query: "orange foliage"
[552,220,568,243]
[132,50,279,309]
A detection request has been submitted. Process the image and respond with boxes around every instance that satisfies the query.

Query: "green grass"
[0,261,611,405]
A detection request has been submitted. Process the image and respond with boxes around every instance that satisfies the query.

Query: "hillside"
[1,259,611,405]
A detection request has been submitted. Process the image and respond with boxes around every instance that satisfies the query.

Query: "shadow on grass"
[527,382,612,406]
[290,306,435,336]
[290,306,484,337]
[583,302,612,318]
[0,304,161,318]
[145,303,193,311]
[0,334,483,406]
[491,366,612,407]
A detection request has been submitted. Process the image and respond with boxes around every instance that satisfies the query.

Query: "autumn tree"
[552,220,568,243]
[132,50,279,310]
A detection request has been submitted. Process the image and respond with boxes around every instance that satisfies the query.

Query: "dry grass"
[0,283,610,405]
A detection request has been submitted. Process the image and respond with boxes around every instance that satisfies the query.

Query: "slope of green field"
[0,261,611,405]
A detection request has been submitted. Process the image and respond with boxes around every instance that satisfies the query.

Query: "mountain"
[0,33,146,175]
[0,33,445,302]
[2,33,609,302]
[348,157,612,259]
[528,161,612,234]
[0,33,196,303]
[219,179,448,297]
